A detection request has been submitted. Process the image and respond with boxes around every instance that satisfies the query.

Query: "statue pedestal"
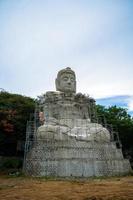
[24,135,131,177]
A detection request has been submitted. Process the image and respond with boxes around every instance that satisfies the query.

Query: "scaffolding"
[23,94,131,177]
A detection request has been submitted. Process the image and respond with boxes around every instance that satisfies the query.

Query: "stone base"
[24,137,131,177]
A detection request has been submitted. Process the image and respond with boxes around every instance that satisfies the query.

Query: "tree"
[96,105,133,166]
[0,91,35,156]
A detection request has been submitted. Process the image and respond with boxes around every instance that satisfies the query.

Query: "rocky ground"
[0,175,133,200]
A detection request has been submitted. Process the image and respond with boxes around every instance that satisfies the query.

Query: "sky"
[0,0,133,115]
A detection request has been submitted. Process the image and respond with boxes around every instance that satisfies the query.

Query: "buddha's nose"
[67,79,71,84]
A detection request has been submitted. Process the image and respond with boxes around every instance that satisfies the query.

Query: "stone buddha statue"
[37,67,110,142]
[24,67,131,177]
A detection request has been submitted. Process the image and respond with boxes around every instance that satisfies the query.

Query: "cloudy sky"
[0,0,133,115]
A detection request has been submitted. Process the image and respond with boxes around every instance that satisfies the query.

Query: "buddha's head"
[56,67,76,93]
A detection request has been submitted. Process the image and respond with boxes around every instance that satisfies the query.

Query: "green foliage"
[0,91,35,155]
[2,158,23,169]
[96,105,133,146]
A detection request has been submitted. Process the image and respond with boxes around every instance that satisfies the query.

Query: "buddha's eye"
[63,77,68,81]
[71,78,74,82]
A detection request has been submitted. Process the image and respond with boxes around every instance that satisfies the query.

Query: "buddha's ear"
[55,78,60,91]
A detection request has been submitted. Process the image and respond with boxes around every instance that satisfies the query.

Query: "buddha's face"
[57,72,76,93]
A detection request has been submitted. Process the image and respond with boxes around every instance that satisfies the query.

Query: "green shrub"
[2,158,22,169]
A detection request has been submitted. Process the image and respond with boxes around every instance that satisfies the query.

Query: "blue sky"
[96,95,133,116]
[0,0,133,115]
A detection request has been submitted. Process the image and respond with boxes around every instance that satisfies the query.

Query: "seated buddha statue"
[37,67,110,142]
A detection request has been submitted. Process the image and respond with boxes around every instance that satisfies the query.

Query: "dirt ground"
[0,175,133,200]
